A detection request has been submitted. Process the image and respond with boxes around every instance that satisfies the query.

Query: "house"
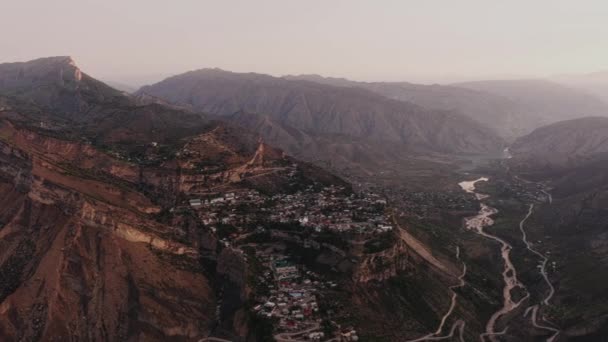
[189,199,202,207]
[210,197,225,204]
[377,224,393,232]
[273,260,299,281]
[309,332,325,341]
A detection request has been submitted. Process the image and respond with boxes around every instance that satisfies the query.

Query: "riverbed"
[458,177,528,342]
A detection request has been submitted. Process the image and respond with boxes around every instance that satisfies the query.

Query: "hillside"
[285,74,534,140]
[505,117,608,337]
[137,69,505,156]
[287,75,608,141]
[0,58,354,341]
[552,71,608,103]
[510,116,608,173]
[0,56,131,121]
[455,79,608,128]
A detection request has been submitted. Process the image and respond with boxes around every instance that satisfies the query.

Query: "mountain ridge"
[137,68,505,155]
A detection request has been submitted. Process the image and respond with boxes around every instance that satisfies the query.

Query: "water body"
[459,178,528,342]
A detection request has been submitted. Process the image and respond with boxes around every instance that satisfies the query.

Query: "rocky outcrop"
[353,239,415,282]
[0,122,217,341]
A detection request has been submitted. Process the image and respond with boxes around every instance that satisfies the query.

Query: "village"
[385,188,475,219]
[187,185,394,240]
[185,184,391,341]
[250,250,359,341]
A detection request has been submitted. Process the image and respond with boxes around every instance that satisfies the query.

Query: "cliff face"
[0,109,345,340]
[0,57,130,121]
[353,239,415,283]
[0,119,222,341]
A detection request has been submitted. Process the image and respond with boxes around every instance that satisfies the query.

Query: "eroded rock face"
[0,110,344,340]
[353,239,415,283]
[0,57,361,341]
[0,124,217,341]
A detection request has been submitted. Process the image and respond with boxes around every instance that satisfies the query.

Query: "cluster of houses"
[189,191,239,208]
[182,184,394,340]
[252,253,326,334]
[268,185,393,235]
[246,248,362,341]
[386,189,475,218]
[186,185,393,237]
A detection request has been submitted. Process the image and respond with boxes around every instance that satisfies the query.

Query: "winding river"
[459,178,529,342]
[404,176,559,341]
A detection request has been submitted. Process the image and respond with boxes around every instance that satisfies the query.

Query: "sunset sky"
[2,0,607,86]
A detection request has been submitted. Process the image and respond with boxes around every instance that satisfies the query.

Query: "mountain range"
[2,56,608,341]
[137,69,508,153]
[136,69,510,182]
[285,74,608,141]
[0,57,349,341]
[552,71,608,103]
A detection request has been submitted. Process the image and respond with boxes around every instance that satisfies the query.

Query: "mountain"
[455,79,608,129]
[507,117,608,337]
[287,75,608,141]
[0,56,131,121]
[552,71,608,104]
[2,57,508,342]
[285,74,534,140]
[510,116,608,173]
[136,69,505,181]
[0,58,350,341]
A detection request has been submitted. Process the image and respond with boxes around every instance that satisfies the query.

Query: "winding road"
[460,176,562,342]
[273,324,321,342]
[404,246,467,342]
[520,201,561,341]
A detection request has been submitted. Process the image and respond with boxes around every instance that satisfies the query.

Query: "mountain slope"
[137,69,504,155]
[0,56,130,120]
[455,79,608,127]
[287,75,608,141]
[510,116,608,173]
[507,117,608,337]
[285,74,535,140]
[552,71,608,103]
[0,57,350,341]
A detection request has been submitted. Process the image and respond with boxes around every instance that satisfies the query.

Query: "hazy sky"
[1,0,607,86]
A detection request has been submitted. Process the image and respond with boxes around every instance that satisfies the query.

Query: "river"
[458,177,528,342]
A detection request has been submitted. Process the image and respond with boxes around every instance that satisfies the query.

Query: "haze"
[2,0,608,86]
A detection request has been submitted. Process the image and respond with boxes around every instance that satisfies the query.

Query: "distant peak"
[26,56,78,67]
[285,74,348,81]
[287,73,325,79]
[0,56,86,88]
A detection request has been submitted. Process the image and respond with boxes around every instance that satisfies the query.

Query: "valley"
[0,55,607,342]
